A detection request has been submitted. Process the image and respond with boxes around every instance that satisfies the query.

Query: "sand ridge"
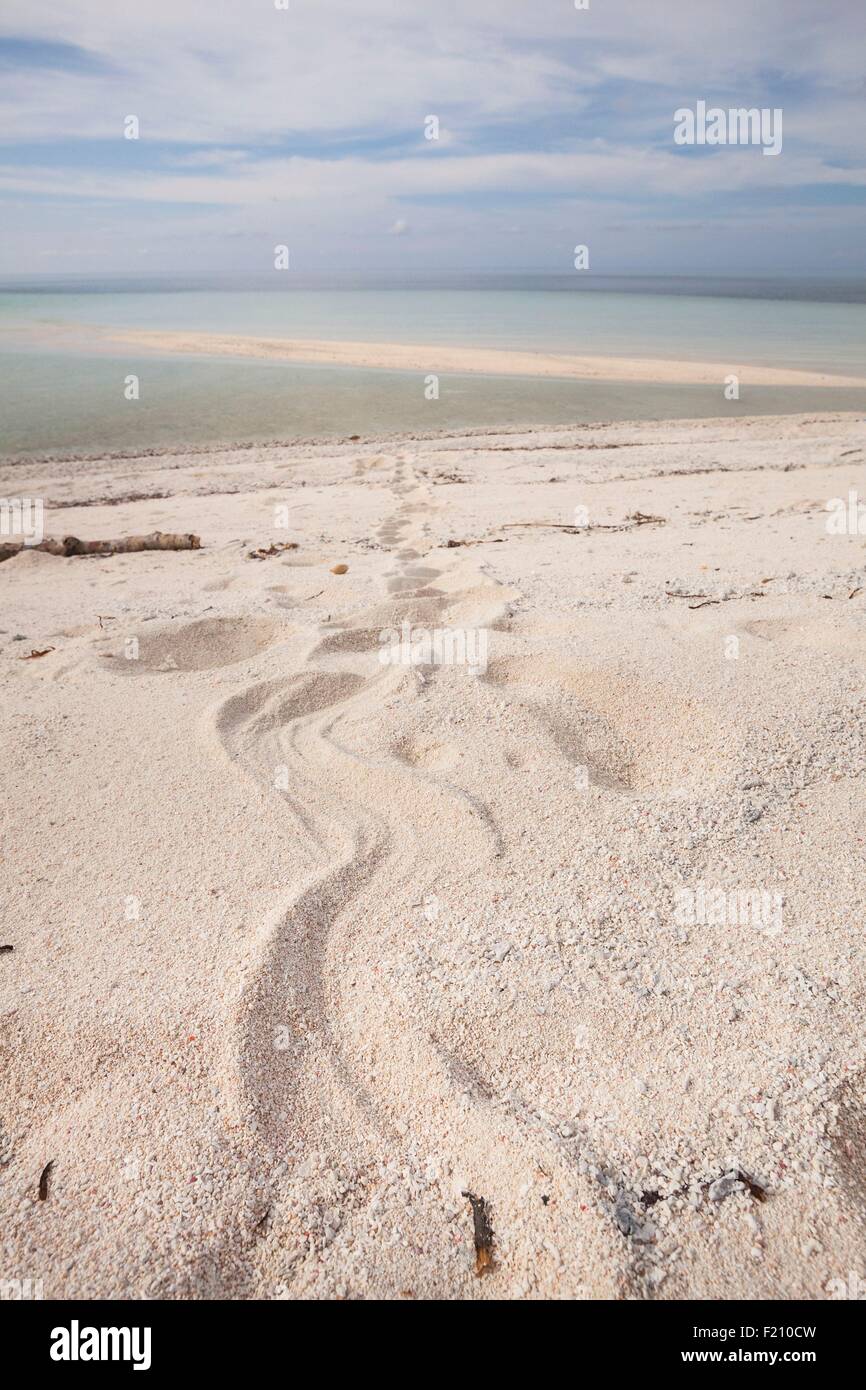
[52,323,866,388]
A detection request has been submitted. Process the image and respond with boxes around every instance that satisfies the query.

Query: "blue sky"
[0,0,864,277]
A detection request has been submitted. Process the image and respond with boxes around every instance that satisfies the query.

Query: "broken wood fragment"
[462,1191,494,1276]
[38,1160,53,1201]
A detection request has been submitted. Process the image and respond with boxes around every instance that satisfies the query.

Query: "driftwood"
[0,531,200,563]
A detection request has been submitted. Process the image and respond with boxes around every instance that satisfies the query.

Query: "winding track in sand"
[207,452,636,1296]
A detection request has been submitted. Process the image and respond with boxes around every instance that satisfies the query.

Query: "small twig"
[502,512,665,536]
[678,592,767,610]
[501,522,584,533]
[444,537,504,548]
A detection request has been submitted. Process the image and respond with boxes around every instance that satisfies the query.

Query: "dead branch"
[501,512,665,536]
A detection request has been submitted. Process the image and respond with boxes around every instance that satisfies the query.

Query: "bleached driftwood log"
[0,531,201,563]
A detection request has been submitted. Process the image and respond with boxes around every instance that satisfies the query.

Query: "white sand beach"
[2,411,865,1299]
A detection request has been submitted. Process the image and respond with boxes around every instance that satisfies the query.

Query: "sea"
[0,275,863,458]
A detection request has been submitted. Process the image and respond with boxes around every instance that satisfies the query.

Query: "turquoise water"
[1,282,864,457]
[4,350,864,458]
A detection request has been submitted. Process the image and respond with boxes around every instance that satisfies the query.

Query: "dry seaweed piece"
[736,1169,768,1202]
[20,647,54,660]
[0,944,13,953]
[247,542,299,560]
[38,1160,53,1201]
[704,1168,768,1204]
[462,1191,494,1276]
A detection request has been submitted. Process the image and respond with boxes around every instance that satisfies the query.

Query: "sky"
[0,0,864,279]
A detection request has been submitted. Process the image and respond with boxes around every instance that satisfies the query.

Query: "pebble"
[708,1172,744,1202]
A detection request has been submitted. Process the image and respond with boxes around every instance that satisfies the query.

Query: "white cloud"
[1,0,863,148]
[1,143,862,210]
[0,0,864,274]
